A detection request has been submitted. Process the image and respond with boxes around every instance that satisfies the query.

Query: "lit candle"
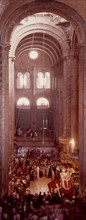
[69,138,75,153]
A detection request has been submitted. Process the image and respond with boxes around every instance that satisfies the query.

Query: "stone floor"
[29,176,51,195]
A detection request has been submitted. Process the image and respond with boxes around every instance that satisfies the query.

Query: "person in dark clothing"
[37,192,43,207]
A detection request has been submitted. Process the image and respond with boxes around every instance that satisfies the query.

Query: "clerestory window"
[37,71,50,89]
[17,72,30,89]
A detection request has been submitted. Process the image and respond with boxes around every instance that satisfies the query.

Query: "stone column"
[0,44,3,195]
[0,43,9,196]
[53,64,60,140]
[78,42,86,197]
[57,62,63,137]
[62,57,67,134]
[62,56,72,136]
[59,55,72,153]
[31,66,36,132]
[71,51,79,151]
[9,57,15,159]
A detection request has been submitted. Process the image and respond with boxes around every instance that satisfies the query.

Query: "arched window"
[45,72,50,88]
[37,71,51,89]
[17,72,30,89]
[37,97,49,108]
[17,97,30,107]
[37,72,44,88]
[24,72,30,88]
[17,72,23,88]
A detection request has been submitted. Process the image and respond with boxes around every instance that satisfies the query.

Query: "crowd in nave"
[8,149,78,198]
[15,128,38,138]
[1,148,86,220]
[8,149,58,196]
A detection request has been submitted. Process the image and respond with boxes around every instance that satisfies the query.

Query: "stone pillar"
[31,66,36,131]
[60,55,73,153]
[62,57,67,133]
[57,62,63,137]
[0,44,3,195]
[9,57,15,159]
[53,64,60,140]
[78,42,86,197]
[0,1,3,15]
[71,51,79,151]
[62,56,72,136]
[66,55,73,138]
[0,43,9,196]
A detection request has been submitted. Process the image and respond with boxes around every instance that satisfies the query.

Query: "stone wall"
[58,0,86,22]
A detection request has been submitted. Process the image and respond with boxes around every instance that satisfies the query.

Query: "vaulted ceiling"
[10,12,71,65]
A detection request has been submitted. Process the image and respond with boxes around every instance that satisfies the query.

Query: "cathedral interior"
[0,0,86,219]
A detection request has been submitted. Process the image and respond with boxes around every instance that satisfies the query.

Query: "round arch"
[37,97,49,108]
[0,0,86,44]
[17,97,30,107]
[10,24,68,58]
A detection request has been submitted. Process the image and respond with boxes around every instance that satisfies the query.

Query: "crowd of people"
[15,128,38,139]
[8,149,62,197]
[0,148,86,219]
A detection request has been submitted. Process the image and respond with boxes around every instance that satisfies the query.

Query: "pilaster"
[78,42,86,196]
[9,56,15,159]
[31,66,36,131]
[0,44,3,194]
[62,55,72,137]
[0,42,10,196]
[71,50,79,150]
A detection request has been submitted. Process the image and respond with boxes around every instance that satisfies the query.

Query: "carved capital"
[9,57,15,62]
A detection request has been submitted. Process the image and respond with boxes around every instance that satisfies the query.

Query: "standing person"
[13,212,21,220]
[0,205,2,220]
[14,140,18,154]
[36,166,40,179]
